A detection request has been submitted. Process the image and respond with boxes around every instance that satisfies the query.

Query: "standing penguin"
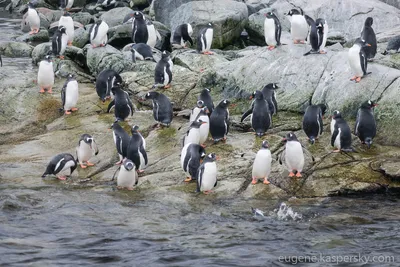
[61,73,79,115]
[361,17,377,60]
[210,99,230,143]
[196,107,210,146]
[355,100,377,148]
[37,55,54,94]
[41,153,77,180]
[131,11,159,47]
[261,83,279,115]
[127,125,148,173]
[197,23,214,55]
[89,20,109,48]
[302,103,326,144]
[189,100,205,123]
[198,88,214,115]
[117,159,138,190]
[131,43,155,62]
[76,134,99,168]
[264,11,281,50]
[60,0,74,10]
[241,90,271,137]
[58,12,74,46]
[252,140,272,184]
[110,120,130,165]
[331,110,353,152]
[26,2,40,35]
[315,18,328,54]
[153,50,173,89]
[196,153,218,194]
[286,8,308,44]
[382,35,400,55]
[280,132,304,177]
[348,38,371,83]
[171,23,193,49]
[181,143,206,182]
[52,26,68,59]
[107,83,134,121]
[96,69,122,102]
[144,91,173,127]
[182,120,207,147]
[303,15,321,56]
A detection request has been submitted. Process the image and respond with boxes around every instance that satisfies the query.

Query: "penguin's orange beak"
[229,103,236,108]
[201,122,207,125]
[366,43,372,47]
[282,138,287,142]
[249,95,253,100]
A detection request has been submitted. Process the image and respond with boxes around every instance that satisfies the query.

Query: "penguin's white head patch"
[201,152,206,157]
[206,88,211,92]
[368,100,372,105]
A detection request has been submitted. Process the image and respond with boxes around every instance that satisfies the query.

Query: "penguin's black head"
[361,100,378,109]
[199,147,206,159]
[206,152,217,162]
[63,11,71,17]
[191,119,206,128]
[286,9,300,16]
[44,55,52,62]
[355,38,372,48]
[131,125,140,133]
[206,23,213,28]
[205,88,211,93]
[264,83,278,90]
[196,100,205,108]
[265,12,275,18]
[67,73,74,80]
[254,90,264,100]
[219,99,230,108]
[109,120,119,129]
[27,2,35,8]
[284,132,298,142]
[317,104,327,115]
[95,20,102,25]
[365,17,373,27]
[332,110,342,119]
[161,50,170,59]
[261,140,269,149]
[83,135,94,145]
[58,26,67,34]
[124,159,135,171]
[145,91,158,100]
[315,18,325,28]
[134,11,144,19]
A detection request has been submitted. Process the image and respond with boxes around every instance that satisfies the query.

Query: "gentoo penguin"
[195,107,210,146]
[117,159,138,190]
[58,12,74,46]
[96,0,117,9]
[89,20,109,48]
[210,99,230,143]
[0,55,2,67]
[131,43,155,63]
[197,23,214,55]
[361,17,377,60]
[171,23,193,49]
[37,55,54,93]
[131,11,159,48]
[198,88,214,115]
[76,134,99,168]
[60,0,74,10]
[286,8,308,44]
[26,2,40,35]
[182,120,207,147]
[261,83,278,115]
[126,125,148,173]
[302,103,326,144]
[153,51,173,89]
[303,15,321,56]
[196,153,218,194]
[110,120,130,164]
[264,11,281,50]
[189,100,205,123]
[252,140,272,184]
[180,143,206,182]
[145,91,173,127]
[355,100,377,148]
[348,38,371,83]
[382,35,400,55]
[96,69,122,102]
[280,132,304,177]
[241,90,271,137]
[52,26,68,59]
[315,18,328,53]
[41,153,77,180]
[61,73,79,115]
[107,83,134,121]
[331,110,353,152]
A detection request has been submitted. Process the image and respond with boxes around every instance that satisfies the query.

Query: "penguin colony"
[16,2,390,192]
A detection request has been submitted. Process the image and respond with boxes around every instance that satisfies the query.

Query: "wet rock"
[0,41,33,57]
[172,49,229,73]
[379,161,400,179]
[107,24,132,48]
[73,27,90,48]
[100,7,133,28]
[71,12,94,26]
[16,29,50,43]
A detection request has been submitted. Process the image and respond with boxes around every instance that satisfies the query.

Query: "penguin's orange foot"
[29,31,34,35]
[268,46,276,51]
[117,186,123,190]
[137,169,145,173]
[199,68,205,72]
[355,77,361,83]
[71,107,78,111]
[203,190,213,194]
[127,187,135,191]
[57,176,67,180]
[39,88,45,93]
[115,161,122,165]
[164,84,171,89]
[59,55,65,59]
[289,171,295,177]
[295,172,302,178]
[92,44,97,48]
[86,162,95,166]
[184,177,192,182]
[300,40,305,44]
[251,177,258,184]
[47,88,53,94]
[66,8,70,11]
[200,144,206,148]
[333,149,341,153]
[293,40,299,44]
[263,177,270,184]
[80,164,87,168]
[319,50,327,54]
[65,110,72,115]
[350,76,357,81]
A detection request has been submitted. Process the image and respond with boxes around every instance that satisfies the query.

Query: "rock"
[172,49,229,73]
[37,7,63,23]
[100,7,134,28]
[379,0,400,9]
[16,29,50,43]
[241,0,270,15]
[72,12,95,26]
[31,42,51,65]
[246,8,270,46]
[54,59,92,81]
[379,161,400,179]
[129,0,150,8]
[73,27,90,48]
[153,21,172,52]
[0,41,33,57]
[107,24,132,48]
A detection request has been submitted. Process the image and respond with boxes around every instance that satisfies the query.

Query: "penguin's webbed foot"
[288,171,295,177]
[39,88,45,93]
[251,177,258,184]
[184,177,192,182]
[67,41,73,46]
[137,169,145,173]
[295,172,302,178]
[47,88,53,94]
[200,144,207,148]
[59,55,65,59]
[164,84,171,89]
[86,161,95,166]
[65,110,72,115]
[71,107,78,111]
[319,50,327,54]
[267,46,276,51]
[332,149,341,153]
[92,44,97,48]
[80,163,87,168]
[203,190,213,194]
[355,77,361,83]
[57,176,67,180]
[263,177,270,184]
[203,51,214,55]
[115,161,122,165]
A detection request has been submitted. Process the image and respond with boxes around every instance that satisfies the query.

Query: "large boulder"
[107,24,132,48]
[16,29,50,43]
[31,42,52,65]
[100,7,134,28]
[72,12,95,26]
[73,27,90,48]
[379,0,400,9]
[0,41,33,57]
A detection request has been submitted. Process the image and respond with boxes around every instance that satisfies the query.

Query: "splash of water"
[275,202,302,221]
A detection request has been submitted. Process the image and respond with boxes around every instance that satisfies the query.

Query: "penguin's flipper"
[61,82,67,109]
[196,165,205,193]
[166,64,173,84]
[360,51,367,75]
[125,91,134,116]
[53,158,65,174]
[140,144,148,165]
[107,99,115,113]
[331,127,339,147]
[111,166,120,181]
[278,150,285,165]
[214,179,218,188]
[241,107,253,122]
[275,18,282,45]
[354,110,361,135]
[0,55,2,67]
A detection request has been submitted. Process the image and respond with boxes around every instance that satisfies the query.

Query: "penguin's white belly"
[184,130,200,146]
[334,128,342,149]
[168,59,173,72]
[27,9,40,29]
[146,24,157,48]
[64,81,79,110]
[58,160,75,176]
[264,18,276,46]
[291,15,308,41]
[59,17,74,43]
[77,143,92,163]
[320,24,328,50]
[66,0,74,9]
[252,150,272,178]
[200,162,217,191]
[37,62,54,87]
[205,29,213,51]
[198,115,210,144]
[189,107,201,123]
[348,47,363,77]
[330,119,336,135]
[285,142,304,171]
[134,50,145,61]
[60,34,68,55]
[92,22,109,46]
[141,135,146,150]
[117,167,137,188]
[163,66,169,86]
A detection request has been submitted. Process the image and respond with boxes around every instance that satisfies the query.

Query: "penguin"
[348,38,371,83]
[331,110,353,152]
[0,55,2,67]
[89,20,109,48]
[61,73,79,115]
[252,140,272,184]
[26,2,40,35]
[361,17,377,60]
[302,103,326,144]
[286,8,308,44]
[60,0,74,10]
[261,83,279,115]
[382,35,400,55]
[52,26,68,59]
[354,100,377,148]
[144,91,173,127]
[303,15,321,56]
[117,159,138,190]
[315,18,328,53]
[198,88,214,115]
[37,55,54,94]
[58,12,74,46]
[264,11,281,50]
[107,84,134,121]
[96,69,122,102]
[131,43,155,63]
[280,132,304,177]
[189,100,205,123]
[76,134,99,169]
[126,125,148,173]
[197,23,214,55]
[196,152,218,194]
[181,143,206,182]
[195,107,210,146]
[110,120,130,165]
[96,0,117,9]
[131,11,159,48]
[182,120,207,147]
[171,23,193,49]
[241,90,271,137]
[41,153,77,180]
[153,50,173,89]
[209,99,230,142]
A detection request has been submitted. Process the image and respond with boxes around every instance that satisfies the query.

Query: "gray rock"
[107,24,132,48]
[241,0,270,15]
[16,29,50,43]
[0,41,33,57]
[72,12,94,26]
[54,59,92,81]
[172,49,229,72]
[31,42,52,65]
[100,7,134,28]
[379,0,400,9]
[129,0,150,8]
[37,7,63,24]
[73,27,90,48]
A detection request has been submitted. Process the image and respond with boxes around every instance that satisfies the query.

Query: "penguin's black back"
[96,69,122,100]
[153,93,173,125]
[133,43,153,59]
[252,98,271,135]
[210,105,228,140]
[303,105,323,139]
[355,108,376,142]
[361,17,377,59]
[199,89,214,114]
[132,16,148,44]
[336,118,352,149]
[114,89,132,121]
[127,133,143,169]
[261,87,278,115]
